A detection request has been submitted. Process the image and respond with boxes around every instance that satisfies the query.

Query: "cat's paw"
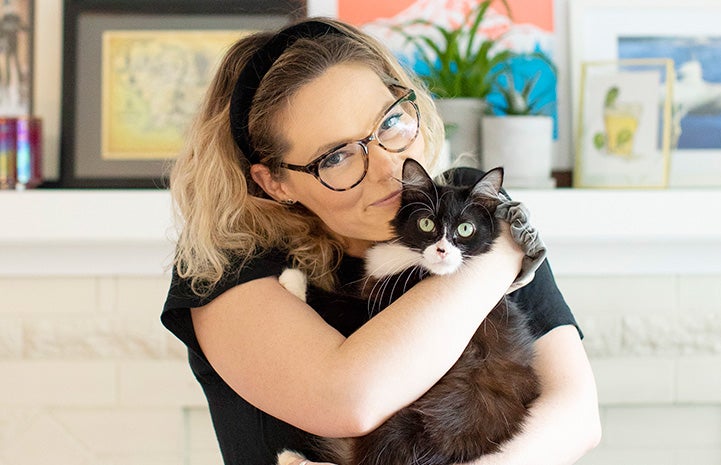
[279,268,308,302]
[277,449,307,465]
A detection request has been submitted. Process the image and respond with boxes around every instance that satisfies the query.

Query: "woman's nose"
[366,144,404,181]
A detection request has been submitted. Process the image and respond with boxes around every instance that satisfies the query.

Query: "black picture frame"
[59,0,305,188]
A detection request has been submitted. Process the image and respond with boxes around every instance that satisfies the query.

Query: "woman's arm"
[191,225,524,439]
[467,325,602,465]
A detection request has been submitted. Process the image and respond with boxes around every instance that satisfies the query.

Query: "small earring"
[279,199,297,206]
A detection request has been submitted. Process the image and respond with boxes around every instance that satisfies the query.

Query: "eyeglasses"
[279,88,420,191]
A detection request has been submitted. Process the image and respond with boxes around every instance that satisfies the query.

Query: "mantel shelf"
[2,188,721,276]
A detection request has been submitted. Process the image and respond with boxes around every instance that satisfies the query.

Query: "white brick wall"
[1,273,720,464]
[0,275,221,465]
[559,275,721,465]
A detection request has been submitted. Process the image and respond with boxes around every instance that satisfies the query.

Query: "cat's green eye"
[457,222,475,238]
[418,217,435,233]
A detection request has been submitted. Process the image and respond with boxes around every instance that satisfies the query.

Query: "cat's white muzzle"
[422,238,462,275]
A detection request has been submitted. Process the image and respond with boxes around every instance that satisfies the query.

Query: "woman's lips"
[371,189,402,207]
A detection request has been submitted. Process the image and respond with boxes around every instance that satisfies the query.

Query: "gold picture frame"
[574,59,674,188]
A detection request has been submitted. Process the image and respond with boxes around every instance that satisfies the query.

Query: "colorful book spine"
[0,118,18,189]
[0,116,42,189]
[16,117,42,188]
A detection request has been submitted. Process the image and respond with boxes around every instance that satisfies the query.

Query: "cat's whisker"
[403,184,438,212]
[400,266,421,296]
[364,254,422,286]
[386,273,409,310]
[468,199,494,220]
[366,277,388,316]
[366,265,415,316]
[376,276,395,313]
[399,203,434,218]
[398,198,435,217]
[439,189,454,205]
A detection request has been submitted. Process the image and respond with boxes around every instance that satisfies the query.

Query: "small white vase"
[435,98,485,168]
[481,115,555,188]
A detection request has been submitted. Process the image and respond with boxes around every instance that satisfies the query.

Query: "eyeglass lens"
[318,98,418,190]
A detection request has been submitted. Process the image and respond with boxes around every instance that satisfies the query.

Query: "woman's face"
[274,63,427,254]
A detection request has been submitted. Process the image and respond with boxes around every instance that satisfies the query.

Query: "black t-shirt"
[161,169,581,465]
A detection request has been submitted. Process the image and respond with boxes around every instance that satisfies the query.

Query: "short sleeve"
[510,259,582,339]
[161,250,288,359]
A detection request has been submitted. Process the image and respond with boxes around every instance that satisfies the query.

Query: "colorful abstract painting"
[337,0,557,136]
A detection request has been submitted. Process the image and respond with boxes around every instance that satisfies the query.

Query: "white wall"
[563,274,721,465]
[0,275,223,465]
[2,271,720,465]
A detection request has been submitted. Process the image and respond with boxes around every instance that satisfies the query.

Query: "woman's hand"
[495,200,547,293]
[462,220,524,288]
[491,220,530,294]
[493,220,526,265]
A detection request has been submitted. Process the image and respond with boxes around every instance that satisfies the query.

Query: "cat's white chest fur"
[278,268,308,302]
[279,237,463,301]
[366,236,463,278]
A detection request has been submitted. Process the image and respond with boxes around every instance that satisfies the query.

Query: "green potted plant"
[394,0,513,167]
[488,68,555,116]
[481,58,558,188]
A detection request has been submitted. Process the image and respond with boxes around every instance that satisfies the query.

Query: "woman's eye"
[418,217,435,233]
[457,222,475,238]
[319,148,353,170]
[380,112,402,132]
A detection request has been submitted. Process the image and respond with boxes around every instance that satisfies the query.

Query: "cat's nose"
[436,247,447,258]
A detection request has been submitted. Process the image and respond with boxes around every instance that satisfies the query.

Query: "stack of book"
[0,117,41,189]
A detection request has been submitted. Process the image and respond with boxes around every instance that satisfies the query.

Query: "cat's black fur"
[318,159,540,465]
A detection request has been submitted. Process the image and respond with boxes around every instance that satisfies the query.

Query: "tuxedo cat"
[279,159,539,465]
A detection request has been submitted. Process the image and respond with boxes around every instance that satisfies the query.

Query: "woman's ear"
[250,164,294,202]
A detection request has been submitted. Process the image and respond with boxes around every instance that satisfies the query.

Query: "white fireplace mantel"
[2,189,721,276]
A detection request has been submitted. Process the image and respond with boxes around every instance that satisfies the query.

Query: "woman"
[162,18,601,465]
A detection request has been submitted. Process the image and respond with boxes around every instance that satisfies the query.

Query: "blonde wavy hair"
[171,18,445,297]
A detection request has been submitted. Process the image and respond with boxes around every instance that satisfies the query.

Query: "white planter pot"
[435,98,484,168]
[481,115,555,188]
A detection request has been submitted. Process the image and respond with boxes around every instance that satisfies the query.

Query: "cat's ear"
[402,158,433,189]
[471,167,504,198]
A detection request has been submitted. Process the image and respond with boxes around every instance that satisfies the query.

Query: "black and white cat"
[279,159,539,465]
[362,159,508,313]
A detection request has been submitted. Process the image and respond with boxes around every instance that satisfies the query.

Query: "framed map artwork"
[60,0,304,188]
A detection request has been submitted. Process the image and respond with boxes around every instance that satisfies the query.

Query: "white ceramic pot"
[481,115,555,188]
[435,98,485,168]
